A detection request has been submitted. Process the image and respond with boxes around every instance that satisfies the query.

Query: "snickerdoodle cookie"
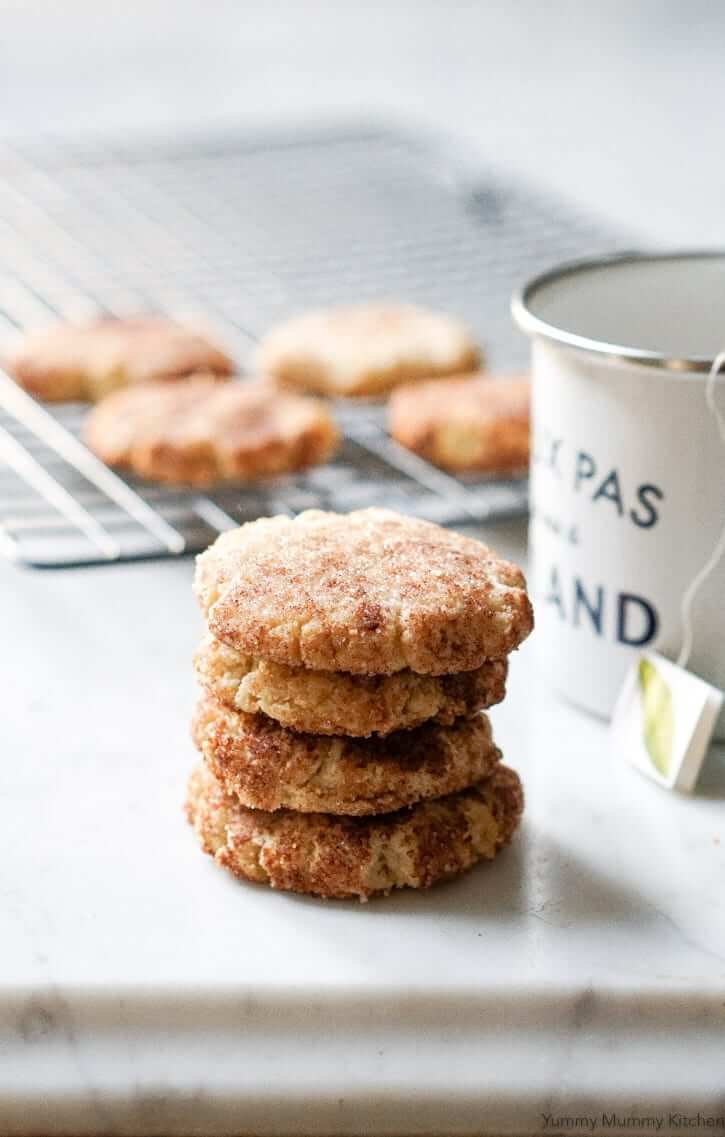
[191,694,501,815]
[194,632,507,736]
[195,509,533,675]
[7,316,233,402]
[186,760,523,899]
[389,373,530,474]
[256,302,480,398]
[84,377,339,487]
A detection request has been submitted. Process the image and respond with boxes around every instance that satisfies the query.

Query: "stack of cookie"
[187,508,533,901]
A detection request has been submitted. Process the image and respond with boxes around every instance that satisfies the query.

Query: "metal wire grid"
[0,126,617,567]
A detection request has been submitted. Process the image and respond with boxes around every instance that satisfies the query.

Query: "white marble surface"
[2,520,724,1134]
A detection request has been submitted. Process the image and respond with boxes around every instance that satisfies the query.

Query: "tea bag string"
[677,349,725,668]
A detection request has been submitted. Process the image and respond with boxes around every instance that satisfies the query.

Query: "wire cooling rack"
[0,124,618,567]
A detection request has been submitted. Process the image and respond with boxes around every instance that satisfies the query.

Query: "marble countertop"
[2,520,724,1135]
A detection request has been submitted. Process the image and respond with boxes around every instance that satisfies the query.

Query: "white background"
[1,0,723,242]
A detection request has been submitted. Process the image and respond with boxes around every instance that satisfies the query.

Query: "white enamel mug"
[512,251,725,737]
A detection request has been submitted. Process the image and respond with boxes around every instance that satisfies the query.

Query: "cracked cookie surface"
[186,760,523,899]
[85,377,339,486]
[389,372,530,474]
[194,632,507,737]
[195,509,533,674]
[192,694,501,814]
[256,302,480,398]
[7,316,233,402]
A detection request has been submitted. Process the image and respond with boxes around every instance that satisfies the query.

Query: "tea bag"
[611,351,725,792]
[612,651,722,792]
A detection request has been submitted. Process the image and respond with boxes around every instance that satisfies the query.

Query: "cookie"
[194,632,507,737]
[186,761,523,900]
[191,694,501,815]
[389,373,530,474]
[7,316,233,402]
[256,302,480,398]
[84,377,339,487]
[195,509,533,674]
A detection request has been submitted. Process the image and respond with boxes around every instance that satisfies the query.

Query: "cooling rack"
[0,125,616,566]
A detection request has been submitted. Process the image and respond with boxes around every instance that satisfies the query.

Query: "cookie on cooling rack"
[6,316,233,402]
[186,760,523,900]
[388,373,530,474]
[194,508,533,674]
[194,631,507,737]
[191,693,502,815]
[255,302,481,398]
[84,376,339,487]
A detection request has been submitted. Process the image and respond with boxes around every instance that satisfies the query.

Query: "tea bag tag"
[611,651,723,792]
[611,349,725,791]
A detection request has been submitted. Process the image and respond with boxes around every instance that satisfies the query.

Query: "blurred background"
[1,0,723,243]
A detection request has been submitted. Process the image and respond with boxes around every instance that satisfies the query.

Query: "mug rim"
[511,248,725,374]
